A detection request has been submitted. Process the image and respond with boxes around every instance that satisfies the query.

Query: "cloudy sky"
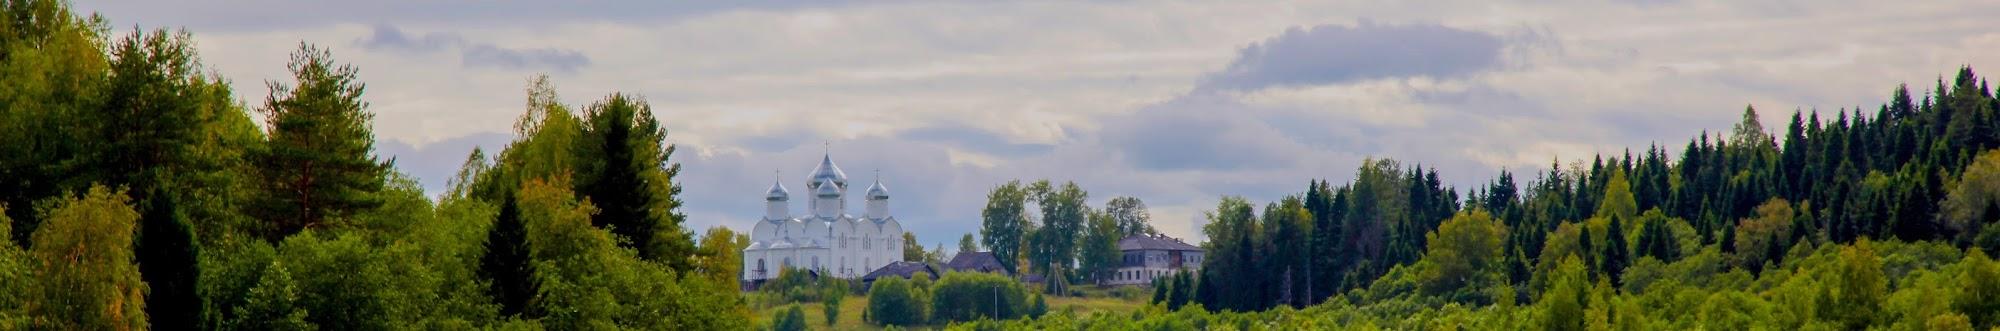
[76,0,2000,247]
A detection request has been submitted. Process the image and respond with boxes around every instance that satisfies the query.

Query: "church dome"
[766,179,789,201]
[806,153,847,190]
[815,177,841,198]
[865,180,889,200]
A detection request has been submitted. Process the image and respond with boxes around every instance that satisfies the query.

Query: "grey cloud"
[76,1,877,32]
[357,24,590,72]
[897,125,1057,158]
[1197,23,1505,92]
[374,132,515,196]
[1099,93,1306,171]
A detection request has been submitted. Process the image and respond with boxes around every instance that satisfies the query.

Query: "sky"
[74,0,2000,249]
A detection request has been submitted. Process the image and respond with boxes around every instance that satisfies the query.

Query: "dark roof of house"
[1020,274,1046,283]
[1118,234,1202,252]
[862,261,938,282]
[945,251,1009,274]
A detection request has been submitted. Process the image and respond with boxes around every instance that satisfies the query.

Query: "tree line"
[1142,66,2000,329]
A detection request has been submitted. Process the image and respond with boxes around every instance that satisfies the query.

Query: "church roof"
[807,153,847,190]
[865,179,889,200]
[766,179,789,201]
[814,177,841,198]
[1118,234,1202,252]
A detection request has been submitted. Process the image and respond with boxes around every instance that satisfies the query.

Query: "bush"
[823,295,841,326]
[930,271,1031,323]
[762,268,851,303]
[770,305,807,331]
[1029,293,1048,318]
[867,277,926,326]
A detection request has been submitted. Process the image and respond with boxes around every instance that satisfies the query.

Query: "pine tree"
[252,44,389,241]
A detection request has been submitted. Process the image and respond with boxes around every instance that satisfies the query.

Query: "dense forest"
[0,1,750,329]
[7,0,2000,330]
[966,46,2000,331]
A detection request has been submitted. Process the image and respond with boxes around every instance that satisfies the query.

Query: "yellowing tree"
[28,186,146,330]
[1419,209,1507,299]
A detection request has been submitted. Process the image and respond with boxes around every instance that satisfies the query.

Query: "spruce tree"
[576,93,693,269]
[480,193,534,317]
[1602,216,1630,285]
[136,182,200,330]
[252,44,388,241]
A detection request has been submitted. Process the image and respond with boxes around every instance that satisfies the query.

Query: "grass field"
[749,286,1149,330]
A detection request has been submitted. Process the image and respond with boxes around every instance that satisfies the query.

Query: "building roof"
[1118,234,1202,252]
[861,261,937,282]
[814,177,841,197]
[766,179,789,201]
[865,179,889,200]
[944,251,1009,274]
[807,153,847,190]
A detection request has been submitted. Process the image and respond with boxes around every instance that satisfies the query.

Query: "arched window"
[783,257,793,270]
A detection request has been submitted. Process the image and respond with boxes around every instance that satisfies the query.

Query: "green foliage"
[1945,150,2000,235]
[758,267,850,304]
[770,305,807,331]
[251,43,389,241]
[138,183,203,330]
[1537,255,1588,331]
[1958,249,2000,328]
[231,261,313,330]
[1417,209,1506,302]
[695,227,749,290]
[1602,215,1631,285]
[868,276,926,326]
[575,93,693,269]
[0,206,27,328]
[479,191,534,317]
[931,271,1031,323]
[1167,271,1192,310]
[1104,196,1157,236]
[516,178,750,330]
[1632,210,1681,262]
[981,181,1029,274]
[1029,293,1048,318]
[959,233,978,254]
[1595,170,1638,221]
[28,186,147,330]
[903,231,926,262]
[1079,209,1123,285]
[1824,239,1887,329]
[823,294,841,326]
[1026,180,1088,284]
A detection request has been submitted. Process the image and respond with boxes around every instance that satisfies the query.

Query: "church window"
[812,256,820,270]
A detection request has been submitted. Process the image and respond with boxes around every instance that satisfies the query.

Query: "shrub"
[930,271,1031,323]
[770,305,807,331]
[867,277,926,326]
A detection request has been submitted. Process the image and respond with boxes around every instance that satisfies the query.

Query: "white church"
[742,153,905,286]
